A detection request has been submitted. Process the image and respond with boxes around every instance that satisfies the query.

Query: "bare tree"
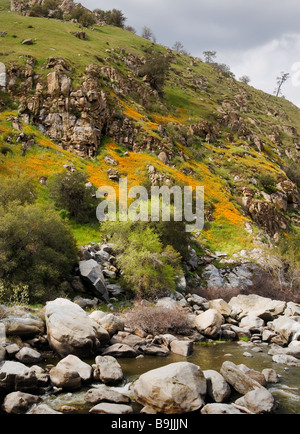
[239,75,251,85]
[274,72,289,97]
[203,50,217,63]
[142,26,156,42]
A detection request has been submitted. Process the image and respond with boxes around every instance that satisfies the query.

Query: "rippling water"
[39,342,300,414]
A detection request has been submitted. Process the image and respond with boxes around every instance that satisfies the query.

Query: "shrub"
[284,161,300,188]
[258,172,277,193]
[102,220,183,299]
[47,170,97,222]
[0,175,37,208]
[125,304,193,335]
[0,203,78,303]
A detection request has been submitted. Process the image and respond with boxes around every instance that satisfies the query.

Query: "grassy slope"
[0,8,299,253]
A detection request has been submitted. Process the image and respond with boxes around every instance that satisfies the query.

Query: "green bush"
[47,170,97,222]
[102,220,183,299]
[0,175,37,208]
[139,51,170,94]
[0,203,78,303]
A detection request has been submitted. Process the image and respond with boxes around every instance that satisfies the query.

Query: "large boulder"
[93,355,124,385]
[220,361,264,395]
[134,362,207,414]
[235,388,276,414]
[45,298,109,357]
[204,370,231,403]
[90,312,124,336]
[229,294,286,321]
[0,361,38,393]
[270,316,300,344]
[2,391,41,414]
[194,309,224,339]
[79,260,109,301]
[0,312,44,337]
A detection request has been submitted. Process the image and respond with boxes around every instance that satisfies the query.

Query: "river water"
[40,341,300,414]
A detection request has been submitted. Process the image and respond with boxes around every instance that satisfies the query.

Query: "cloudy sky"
[82,0,300,107]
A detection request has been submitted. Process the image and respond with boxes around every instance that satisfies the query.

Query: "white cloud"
[81,0,300,107]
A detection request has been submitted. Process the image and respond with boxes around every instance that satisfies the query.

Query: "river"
[39,341,300,414]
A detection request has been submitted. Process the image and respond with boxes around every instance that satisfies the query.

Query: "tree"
[203,50,217,63]
[142,26,156,42]
[139,50,170,94]
[0,175,37,209]
[239,75,251,85]
[104,9,127,28]
[47,170,97,222]
[274,72,289,97]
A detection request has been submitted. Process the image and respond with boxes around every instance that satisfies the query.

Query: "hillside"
[0,0,299,301]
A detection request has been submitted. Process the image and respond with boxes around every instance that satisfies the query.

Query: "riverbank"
[0,293,299,414]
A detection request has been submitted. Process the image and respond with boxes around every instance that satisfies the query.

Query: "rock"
[235,388,276,414]
[110,331,146,347]
[53,355,93,383]
[194,309,224,339]
[204,370,231,403]
[0,361,38,393]
[5,343,20,358]
[239,315,264,332]
[93,356,124,385]
[134,362,207,414]
[73,296,98,310]
[85,385,130,405]
[30,365,49,387]
[49,366,81,391]
[237,365,267,387]
[229,294,286,321]
[45,298,109,357]
[156,297,179,310]
[270,316,300,344]
[141,344,169,357]
[101,344,137,358]
[3,391,41,414]
[272,354,300,367]
[209,299,232,317]
[89,403,133,414]
[22,39,33,45]
[170,340,193,357]
[79,260,109,301]
[201,403,243,414]
[0,347,5,362]
[15,348,42,365]
[92,313,124,336]
[262,369,279,384]
[230,325,251,340]
[32,404,62,414]
[1,313,44,337]
[220,361,264,395]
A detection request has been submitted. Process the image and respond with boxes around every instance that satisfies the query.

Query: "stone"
[79,260,109,300]
[93,313,124,336]
[229,294,286,322]
[32,404,62,414]
[1,313,44,337]
[239,315,265,332]
[53,355,93,383]
[45,298,109,357]
[235,388,276,414]
[134,362,207,414]
[0,361,38,393]
[85,385,130,405]
[3,391,41,414]
[141,344,169,357]
[101,344,137,358]
[89,403,133,414]
[204,370,231,403]
[5,344,20,358]
[270,316,300,344]
[22,39,33,45]
[209,299,232,317]
[15,348,42,365]
[262,369,279,384]
[49,366,81,391]
[170,340,193,357]
[93,356,124,385]
[194,309,224,339]
[201,403,243,414]
[220,361,264,395]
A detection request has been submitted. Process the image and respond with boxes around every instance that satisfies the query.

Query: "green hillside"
[0,1,299,302]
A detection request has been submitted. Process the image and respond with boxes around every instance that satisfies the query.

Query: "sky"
[82,0,300,107]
